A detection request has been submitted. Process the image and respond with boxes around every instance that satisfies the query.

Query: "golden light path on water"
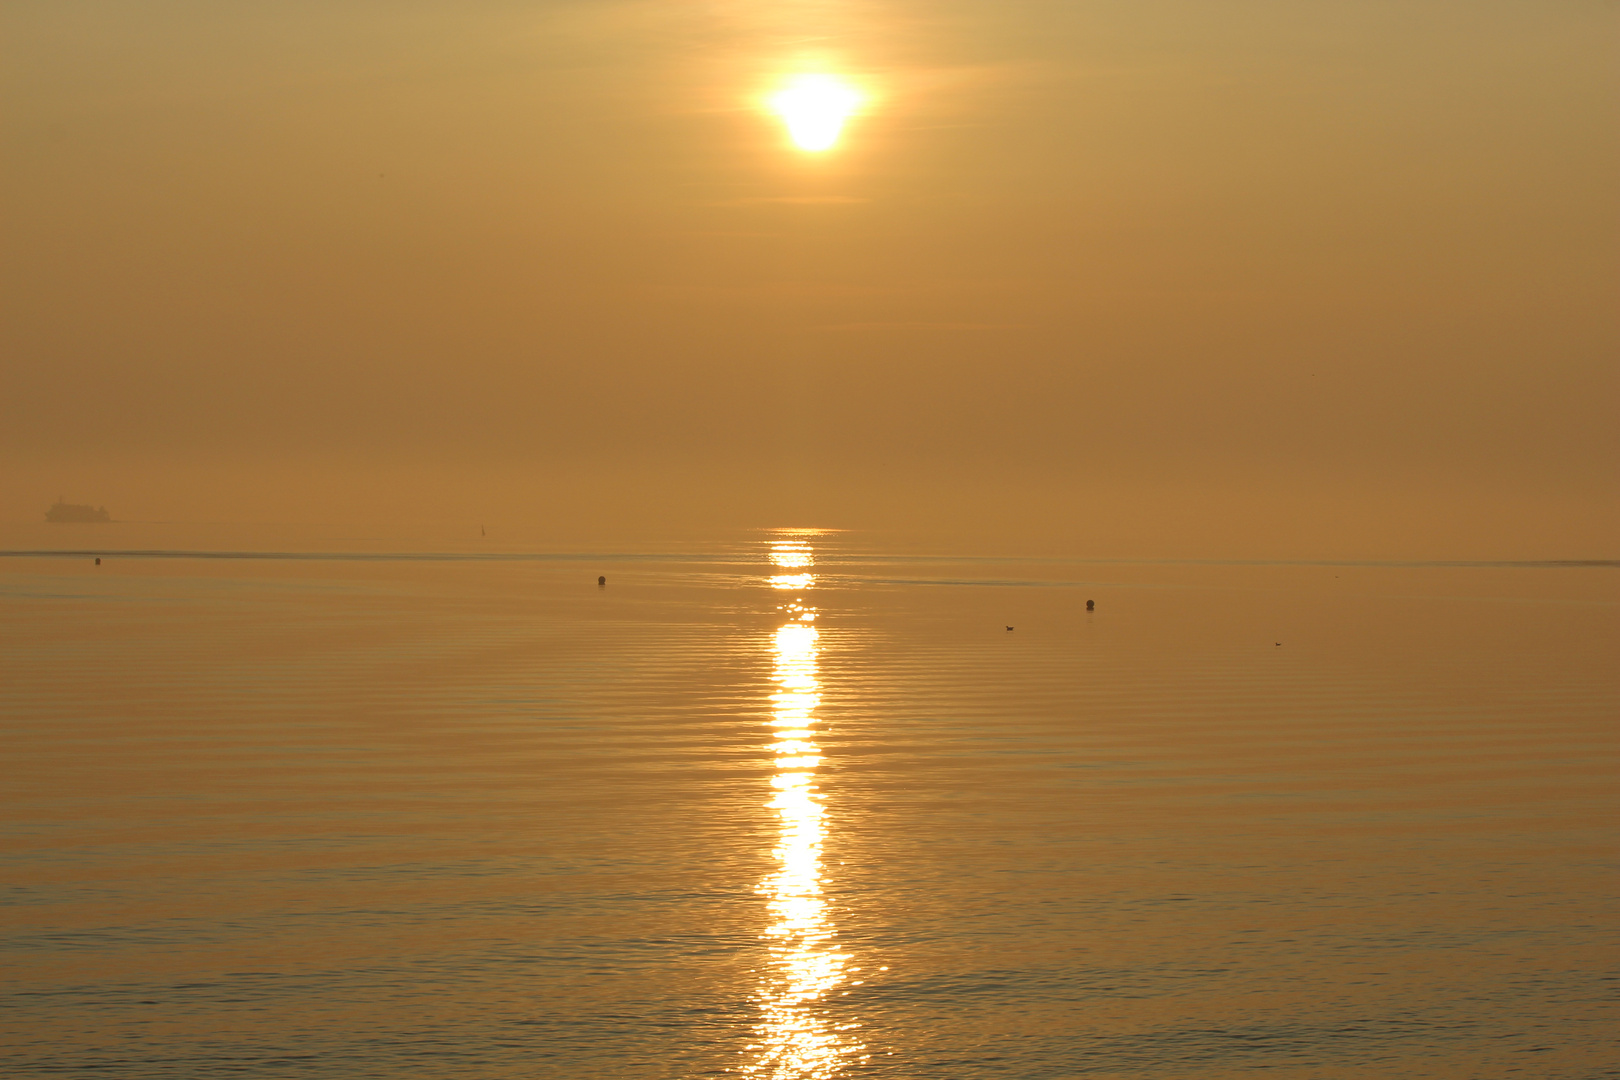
[746,536,865,1078]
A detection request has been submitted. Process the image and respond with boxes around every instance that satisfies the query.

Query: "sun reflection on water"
[770,573,816,591]
[746,537,863,1078]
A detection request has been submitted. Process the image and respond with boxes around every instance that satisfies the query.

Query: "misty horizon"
[3,0,1614,557]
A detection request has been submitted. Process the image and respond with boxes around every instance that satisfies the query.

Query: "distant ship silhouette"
[46,500,111,523]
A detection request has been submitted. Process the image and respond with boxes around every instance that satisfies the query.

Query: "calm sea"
[2,530,1616,1079]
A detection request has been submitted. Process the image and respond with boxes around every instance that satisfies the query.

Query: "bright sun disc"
[769,75,861,152]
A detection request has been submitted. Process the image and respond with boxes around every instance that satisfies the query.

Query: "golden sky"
[2,0,1615,553]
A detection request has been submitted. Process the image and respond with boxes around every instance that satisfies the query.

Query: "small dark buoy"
[1006,625,1014,631]
[598,575,606,588]
[1085,599,1094,611]
[1275,642,1281,647]
[94,557,101,566]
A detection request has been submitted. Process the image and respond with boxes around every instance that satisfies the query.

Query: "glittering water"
[1,532,1615,1078]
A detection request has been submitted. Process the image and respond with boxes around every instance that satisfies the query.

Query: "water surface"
[2,533,1615,1078]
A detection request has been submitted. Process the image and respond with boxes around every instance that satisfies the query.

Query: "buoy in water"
[1085,599,1094,611]
[598,576,606,588]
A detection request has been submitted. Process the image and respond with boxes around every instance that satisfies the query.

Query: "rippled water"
[2,533,1616,1078]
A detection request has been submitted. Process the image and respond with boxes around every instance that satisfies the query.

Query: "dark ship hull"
[46,502,112,523]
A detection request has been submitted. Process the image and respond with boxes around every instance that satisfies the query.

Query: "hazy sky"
[3,0,1615,553]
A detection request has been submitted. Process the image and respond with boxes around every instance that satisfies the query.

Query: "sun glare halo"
[768,74,863,152]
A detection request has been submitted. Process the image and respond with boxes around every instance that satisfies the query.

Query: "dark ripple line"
[0,549,750,564]
[1,549,1614,569]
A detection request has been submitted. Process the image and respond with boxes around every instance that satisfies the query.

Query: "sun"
[768,74,863,152]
